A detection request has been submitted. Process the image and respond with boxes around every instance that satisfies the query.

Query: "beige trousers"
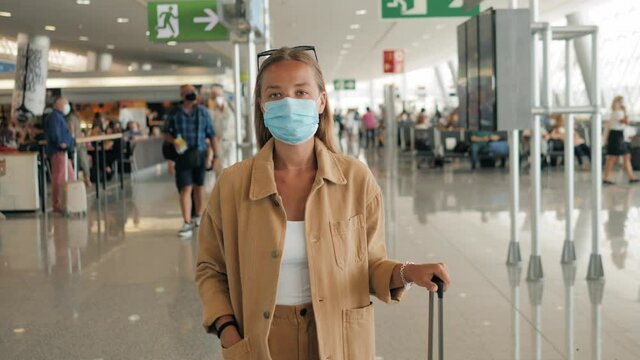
[268,303,319,360]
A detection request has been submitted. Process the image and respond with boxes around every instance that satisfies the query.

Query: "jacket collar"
[249,138,347,200]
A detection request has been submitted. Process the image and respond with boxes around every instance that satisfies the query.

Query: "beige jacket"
[196,138,404,360]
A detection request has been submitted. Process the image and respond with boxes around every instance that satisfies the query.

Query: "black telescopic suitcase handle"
[428,275,444,360]
[432,275,444,299]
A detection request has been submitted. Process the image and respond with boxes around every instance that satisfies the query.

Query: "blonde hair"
[611,95,625,112]
[254,47,338,153]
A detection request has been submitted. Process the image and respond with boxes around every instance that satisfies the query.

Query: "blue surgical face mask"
[63,103,71,115]
[263,97,320,145]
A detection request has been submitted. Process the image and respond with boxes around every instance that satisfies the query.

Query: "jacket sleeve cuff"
[200,288,235,331]
[372,259,406,304]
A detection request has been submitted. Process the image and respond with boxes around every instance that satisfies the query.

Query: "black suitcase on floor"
[428,276,445,360]
[631,147,640,171]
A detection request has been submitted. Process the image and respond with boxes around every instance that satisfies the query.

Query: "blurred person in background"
[469,130,508,169]
[362,107,377,148]
[125,121,147,142]
[164,84,221,237]
[0,116,18,152]
[208,86,238,168]
[603,96,638,185]
[44,97,75,212]
[547,114,591,171]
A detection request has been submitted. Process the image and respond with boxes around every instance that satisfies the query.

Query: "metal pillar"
[527,0,543,281]
[562,39,577,263]
[247,30,257,154]
[233,42,243,162]
[506,0,522,265]
[527,280,544,360]
[562,264,577,360]
[507,265,522,360]
[587,29,604,280]
[588,280,604,360]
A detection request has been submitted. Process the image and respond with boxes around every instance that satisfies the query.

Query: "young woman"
[603,96,639,185]
[196,47,451,360]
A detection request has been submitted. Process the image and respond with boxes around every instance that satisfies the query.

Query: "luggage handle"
[433,275,444,299]
[428,275,444,360]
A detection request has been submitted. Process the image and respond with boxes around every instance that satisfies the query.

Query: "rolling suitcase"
[631,146,640,171]
[428,276,445,360]
[64,154,87,216]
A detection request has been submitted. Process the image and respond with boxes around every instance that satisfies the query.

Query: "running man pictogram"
[156,4,179,39]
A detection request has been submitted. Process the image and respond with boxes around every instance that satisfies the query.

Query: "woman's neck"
[273,138,317,171]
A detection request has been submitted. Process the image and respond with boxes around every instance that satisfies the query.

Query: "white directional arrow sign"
[194,8,219,31]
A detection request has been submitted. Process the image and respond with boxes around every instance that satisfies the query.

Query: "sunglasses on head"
[257,45,318,69]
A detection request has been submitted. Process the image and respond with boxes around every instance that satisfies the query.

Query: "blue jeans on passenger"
[470,141,509,168]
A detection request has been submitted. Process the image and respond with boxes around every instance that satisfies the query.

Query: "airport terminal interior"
[1,0,639,359]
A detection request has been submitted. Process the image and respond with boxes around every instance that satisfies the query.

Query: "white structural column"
[567,12,595,104]
[86,51,97,71]
[434,65,448,100]
[264,0,271,50]
[506,0,522,265]
[11,33,50,121]
[97,53,113,72]
[369,80,375,110]
[561,39,577,263]
[233,42,243,162]
[527,0,543,281]
[247,29,258,154]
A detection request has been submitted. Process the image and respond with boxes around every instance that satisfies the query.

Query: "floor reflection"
[1,151,639,359]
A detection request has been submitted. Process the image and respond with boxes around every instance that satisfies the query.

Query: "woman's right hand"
[220,326,242,349]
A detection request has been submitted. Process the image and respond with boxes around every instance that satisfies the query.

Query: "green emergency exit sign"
[381,0,479,19]
[147,0,229,42]
[334,79,356,90]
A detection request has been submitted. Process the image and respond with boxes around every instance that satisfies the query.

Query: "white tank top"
[276,221,312,305]
[610,110,626,131]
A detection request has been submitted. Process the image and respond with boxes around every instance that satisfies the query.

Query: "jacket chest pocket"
[329,214,366,269]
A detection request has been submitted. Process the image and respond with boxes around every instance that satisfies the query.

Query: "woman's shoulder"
[330,152,378,190]
[217,157,254,184]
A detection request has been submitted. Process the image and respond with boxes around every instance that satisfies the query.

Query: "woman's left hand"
[404,263,451,293]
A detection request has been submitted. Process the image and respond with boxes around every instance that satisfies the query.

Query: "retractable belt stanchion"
[93,141,100,199]
[119,138,124,190]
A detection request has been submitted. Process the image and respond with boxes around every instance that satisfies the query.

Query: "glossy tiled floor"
[1,150,639,359]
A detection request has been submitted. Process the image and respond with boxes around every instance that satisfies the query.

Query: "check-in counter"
[0,152,40,211]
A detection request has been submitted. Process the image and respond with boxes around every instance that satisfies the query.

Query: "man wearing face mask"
[208,85,238,168]
[164,85,221,237]
[44,96,76,213]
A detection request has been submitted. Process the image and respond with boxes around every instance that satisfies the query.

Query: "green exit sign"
[334,79,356,90]
[147,0,229,42]
[381,0,479,19]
